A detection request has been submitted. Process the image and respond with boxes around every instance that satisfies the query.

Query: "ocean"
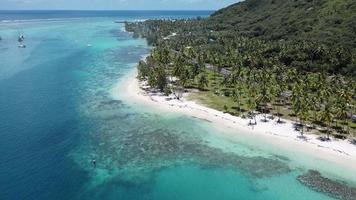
[0,11,354,200]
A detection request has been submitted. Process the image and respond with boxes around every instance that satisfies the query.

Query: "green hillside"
[210,0,356,48]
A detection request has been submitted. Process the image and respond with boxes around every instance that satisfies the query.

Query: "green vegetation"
[125,0,356,140]
[212,0,356,48]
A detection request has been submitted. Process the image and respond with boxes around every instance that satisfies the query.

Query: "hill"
[210,0,356,48]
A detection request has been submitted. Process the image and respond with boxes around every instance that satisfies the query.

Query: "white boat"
[18,34,24,43]
[18,33,26,48]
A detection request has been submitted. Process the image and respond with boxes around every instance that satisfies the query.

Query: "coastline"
[112,68,356,175]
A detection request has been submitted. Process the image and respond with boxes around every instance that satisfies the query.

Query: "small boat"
[18,34,24,43]
[87,44,92,47]
[18,33,26,48]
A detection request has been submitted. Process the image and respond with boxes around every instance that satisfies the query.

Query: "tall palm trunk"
[327,121,331,140]
[344,118,349,134]
[312,110,317,128]
[277,105,281,123]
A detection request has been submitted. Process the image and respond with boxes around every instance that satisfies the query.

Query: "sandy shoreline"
[112,68,356,174]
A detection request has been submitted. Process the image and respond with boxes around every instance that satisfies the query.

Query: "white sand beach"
[112,68,356,173]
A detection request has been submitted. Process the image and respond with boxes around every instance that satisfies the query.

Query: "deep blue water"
[0,22,88,199]
[0,11,354,200]
[0,10,213,21]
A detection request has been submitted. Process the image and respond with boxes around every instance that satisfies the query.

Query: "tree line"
[125,17,356,139]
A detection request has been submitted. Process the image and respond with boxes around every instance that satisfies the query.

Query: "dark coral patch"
[298,170,356,200]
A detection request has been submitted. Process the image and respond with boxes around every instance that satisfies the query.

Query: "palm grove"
[125,0,356,140]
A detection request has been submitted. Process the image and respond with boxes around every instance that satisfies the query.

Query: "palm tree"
[155,65,168,92]
[173,56,184,77]
[246,85,257,125]
[257,89,270,122]
[335,103,348,133]
[298,98,310,137]
[137,60,149,80]
[196,72,209,90]
[321,102,334,140]
[336,88,352,134]
[178,66,190,87]
[232,83,244,113]
[291,81,303,124]
[256,68,271,122]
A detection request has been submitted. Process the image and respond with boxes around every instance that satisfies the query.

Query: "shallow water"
[0,11,355,200]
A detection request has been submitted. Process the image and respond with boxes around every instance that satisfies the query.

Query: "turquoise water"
[0,12,355,200]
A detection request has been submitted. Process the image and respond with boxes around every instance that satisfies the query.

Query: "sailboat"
[18,34,26,48]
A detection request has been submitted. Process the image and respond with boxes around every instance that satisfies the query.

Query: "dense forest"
[125,0,356,140]
[211,0,356,48]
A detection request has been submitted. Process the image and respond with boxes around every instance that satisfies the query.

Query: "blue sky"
[2,0,240,10]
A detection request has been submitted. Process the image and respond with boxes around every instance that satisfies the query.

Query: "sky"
[1,0,240,10]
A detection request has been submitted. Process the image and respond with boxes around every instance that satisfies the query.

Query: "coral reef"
[298,170,356,200]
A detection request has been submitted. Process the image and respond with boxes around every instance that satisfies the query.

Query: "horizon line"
[0,9,216,12]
